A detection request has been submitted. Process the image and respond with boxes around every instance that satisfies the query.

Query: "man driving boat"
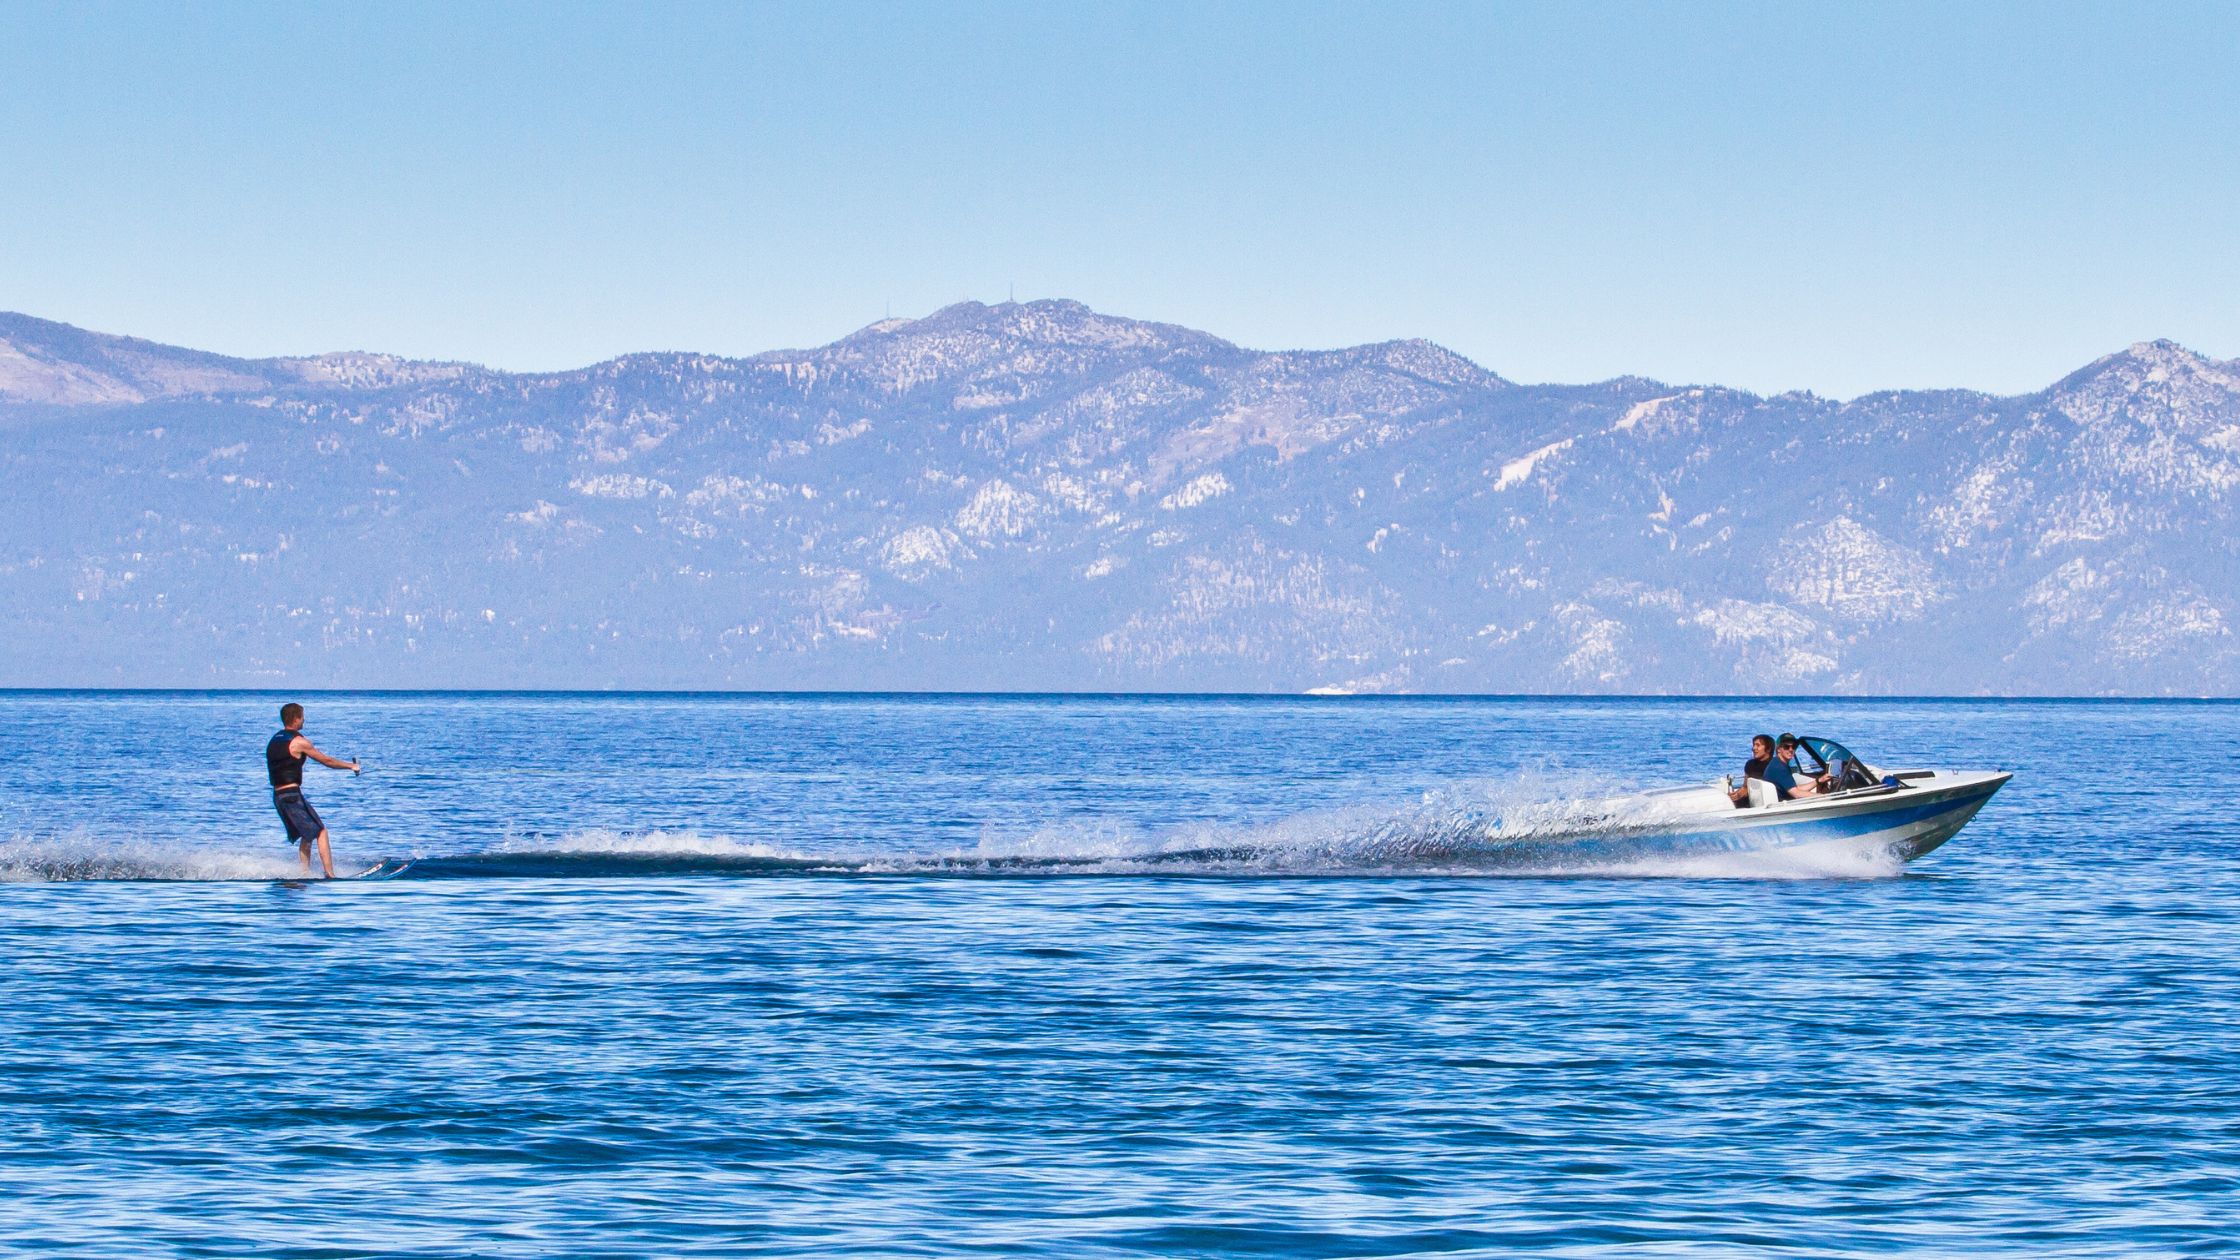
[1772,733,1829,797]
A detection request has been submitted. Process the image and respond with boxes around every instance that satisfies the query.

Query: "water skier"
[267,702,360,879]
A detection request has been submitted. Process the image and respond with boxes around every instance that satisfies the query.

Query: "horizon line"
[2,686,2232,704]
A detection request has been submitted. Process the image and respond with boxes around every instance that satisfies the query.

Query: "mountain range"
[2,301,2235,693]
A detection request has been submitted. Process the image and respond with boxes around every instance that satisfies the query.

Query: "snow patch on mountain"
[1768,517,1941,622]
[1688,599,1837,682]
[570,474,673,500]
[1614,394,1680,433]
[1161,472,1233,511]
[955,479,1047,540]
[1495,439,1575,492]
[2108,594,2229,661]
[1553,602,1630,685]
[882,526,963,578]
[2022,558,2111,634]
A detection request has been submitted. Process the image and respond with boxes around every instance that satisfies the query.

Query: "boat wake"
[0,776,1910,883]
[0,833,309,883]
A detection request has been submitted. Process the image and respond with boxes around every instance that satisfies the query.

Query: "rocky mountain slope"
[2,303,2234,693]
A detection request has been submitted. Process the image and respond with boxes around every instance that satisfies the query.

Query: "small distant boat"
[1519,735,2011,867]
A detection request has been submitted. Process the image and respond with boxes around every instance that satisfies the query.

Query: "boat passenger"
[1729,734,1775,807]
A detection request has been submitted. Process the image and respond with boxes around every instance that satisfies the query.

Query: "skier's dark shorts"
[274,787,325,843]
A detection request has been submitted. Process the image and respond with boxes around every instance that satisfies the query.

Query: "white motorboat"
[1501,735,2011,867]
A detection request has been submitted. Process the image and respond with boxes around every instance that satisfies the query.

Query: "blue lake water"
[1,692,2235,1256]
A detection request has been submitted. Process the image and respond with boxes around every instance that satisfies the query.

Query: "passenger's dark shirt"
[1743,756,1769,782]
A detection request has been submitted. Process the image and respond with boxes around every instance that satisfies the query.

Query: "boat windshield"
[1797,736,1878,791]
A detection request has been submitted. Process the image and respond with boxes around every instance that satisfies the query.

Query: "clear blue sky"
[3,0,2235,397]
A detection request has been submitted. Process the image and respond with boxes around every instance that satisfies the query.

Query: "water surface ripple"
[1,693,2235,1256]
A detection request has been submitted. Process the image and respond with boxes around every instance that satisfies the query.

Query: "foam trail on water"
[0,832,309,883]
[959,772,1911,879]
[401,828,849,878]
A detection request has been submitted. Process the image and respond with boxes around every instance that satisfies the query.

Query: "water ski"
[343,860,413,881]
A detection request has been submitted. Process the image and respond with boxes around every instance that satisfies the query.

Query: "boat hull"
[1485,771,2012,869]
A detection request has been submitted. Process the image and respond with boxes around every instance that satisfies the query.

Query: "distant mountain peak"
[2068,337,2213,378]
[273,350,478,390]
[922,298,1229,349]
[2051,338,2240,417]
[1260,337,1509,391]
[2115,337,2216,372]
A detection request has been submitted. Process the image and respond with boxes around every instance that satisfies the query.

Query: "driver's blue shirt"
[1762,755,1800,794]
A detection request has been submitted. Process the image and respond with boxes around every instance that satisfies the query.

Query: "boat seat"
[1746,778,1779,809]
